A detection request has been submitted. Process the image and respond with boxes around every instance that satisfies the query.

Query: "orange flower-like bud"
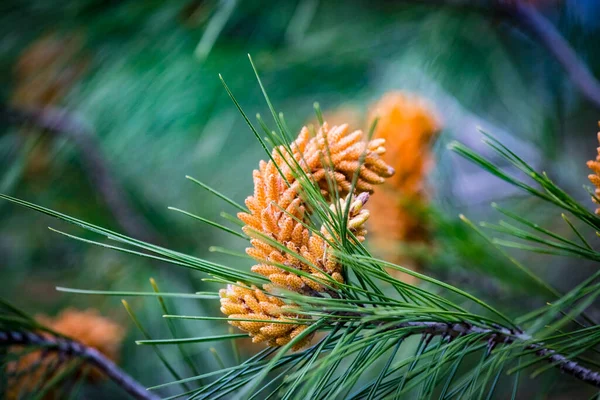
[238,123,393,295]
[219,283,312,351]
[290,123,395,196]
[587,127,600,214]
[366,92,440,282]
[226,122,394,349]
[246,192,371,294]
[368,92,439,197]
[6,309,125,399]
[238,123,393,294]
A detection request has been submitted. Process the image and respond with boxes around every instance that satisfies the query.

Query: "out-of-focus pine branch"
[1,330,159,400]
[0,104,161,245]
[408,0,600,109]
[0,299,157,400]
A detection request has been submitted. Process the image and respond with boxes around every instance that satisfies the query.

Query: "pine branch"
[3,54,598,398]
[0,329,159,400]
[373,319,600,388]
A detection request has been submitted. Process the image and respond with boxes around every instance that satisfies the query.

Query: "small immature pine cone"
[219,283,312,351]
[322,192,371,243]
[6,309,125,400]
[587,129,600,215]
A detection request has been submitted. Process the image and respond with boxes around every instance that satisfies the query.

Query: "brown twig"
[369,319,600,387]
[0,329,160,400]
[0,104,161,244]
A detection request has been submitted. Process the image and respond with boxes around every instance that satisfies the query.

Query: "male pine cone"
[219,284,311,350]
[222,122,394,348]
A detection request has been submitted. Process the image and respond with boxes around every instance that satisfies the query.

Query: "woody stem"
[374,319,600,387]
[0,330,160,400]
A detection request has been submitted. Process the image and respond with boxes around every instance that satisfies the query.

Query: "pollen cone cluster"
[587,127,600,214]
[219,284,311,350]
[6,308,125,399]
[238,122,393,295]
[224,122,394,349]
[366,92,440,282]
[276,122,394,197]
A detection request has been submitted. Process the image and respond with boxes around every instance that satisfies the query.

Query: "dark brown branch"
[0,329,160,400]
[384,320,600,387]
[0,104,161,244]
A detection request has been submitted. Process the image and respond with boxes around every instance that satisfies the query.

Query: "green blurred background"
[2,0,600,398]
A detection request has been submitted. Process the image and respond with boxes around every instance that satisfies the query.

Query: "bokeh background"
[2,0,600,398]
